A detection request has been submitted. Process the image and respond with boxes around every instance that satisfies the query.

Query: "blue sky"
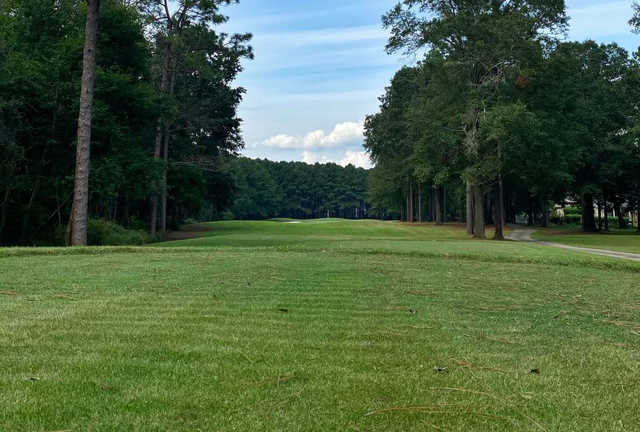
[220,0,640,168]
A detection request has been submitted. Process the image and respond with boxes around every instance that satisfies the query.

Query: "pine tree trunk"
[435,186,443,225]
[401,194,406,222]
[418,183,422,222]
[466,182,473,234]
[160,56,178,236]
[543,205,550,228]
[70,0,100,246]
[151,46,171,236]
[582,193,597,232]
[613,197,627,229]
[473,186,486,239]
[408,182,414,223]
[161,124,169,236]
[603,194,609,232]
[442,186,447,223]
[597,200,603,230]
[494,175,505,240]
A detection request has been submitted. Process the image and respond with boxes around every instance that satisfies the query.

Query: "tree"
[383,0,567,238]
[0,0,248,246]
[69,0,100,246]
[139,0,252,237]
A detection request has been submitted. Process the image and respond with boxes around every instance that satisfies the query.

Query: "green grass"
[533,225,640,254]
[1,219,639,431]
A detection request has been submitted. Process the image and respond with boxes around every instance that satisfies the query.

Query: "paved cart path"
[506,227,640,262]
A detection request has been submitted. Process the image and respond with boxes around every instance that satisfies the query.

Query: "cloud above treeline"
[302,150,372,169]
[263,121,365,149]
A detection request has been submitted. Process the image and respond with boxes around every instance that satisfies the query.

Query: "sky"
[220,0,640,169]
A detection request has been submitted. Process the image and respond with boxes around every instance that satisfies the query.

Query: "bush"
[565,214,582,225]
[551,214,581,225]
[564,206,581,216]
[603,216,631,229]
[87,219,151,246]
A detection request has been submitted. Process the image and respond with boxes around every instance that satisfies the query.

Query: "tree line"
[228,158,369,220]
[365,0,640,237]
[0,0,251,246]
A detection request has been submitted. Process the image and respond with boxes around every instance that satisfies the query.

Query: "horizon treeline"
[365,0,640,237]
[227,158,370,221]
[0,0,252,246]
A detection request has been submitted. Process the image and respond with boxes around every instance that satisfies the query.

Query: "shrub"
[603,217,631,229]
[550,214,582,225]
[87,219,151,246]
[564,206,581,216]
[565,214,582,225]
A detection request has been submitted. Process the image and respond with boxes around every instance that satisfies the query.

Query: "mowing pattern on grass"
[1,220,639,431]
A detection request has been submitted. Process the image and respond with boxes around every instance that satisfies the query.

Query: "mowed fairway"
[1,220,639,431]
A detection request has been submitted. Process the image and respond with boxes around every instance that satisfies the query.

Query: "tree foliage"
[0,0,250,245]
[367,1,640,233]
[229,159,370,220]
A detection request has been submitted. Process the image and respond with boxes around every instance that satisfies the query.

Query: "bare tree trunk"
[466,182,473,235]
[494,175,505,240]
[70,0,100,246]
[613,197,628,229]
[603,193,609,232]
[418,183,422,223]
[401,194,406,222]
[473,186,485,239]
[151,47,171,236]
[408,182,414,223]
[442,186,447,223]
[160,56,178,236]
[597,200,603,231]
[543,203,550,227]
[582,193,597,232]
[435,186,443,225]
[161,124,169,236]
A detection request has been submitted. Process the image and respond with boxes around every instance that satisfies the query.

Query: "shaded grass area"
[1,219,639,431]
[533,225,640,254]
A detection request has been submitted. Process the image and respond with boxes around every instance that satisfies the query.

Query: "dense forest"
[228,158,369,220]
[4,0,640,246]
[0,0,251,245]
[365,0,640,238]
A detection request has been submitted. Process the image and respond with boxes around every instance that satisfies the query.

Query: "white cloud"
[300,150,332,165]
[263,134,297,148]
[262,121,364,149]
[338,150,373,169]
[300,150,372,169]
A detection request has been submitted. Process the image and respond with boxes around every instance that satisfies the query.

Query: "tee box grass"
[1,219,639,431]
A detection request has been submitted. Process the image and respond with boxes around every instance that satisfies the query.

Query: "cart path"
[505,227,640,262]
